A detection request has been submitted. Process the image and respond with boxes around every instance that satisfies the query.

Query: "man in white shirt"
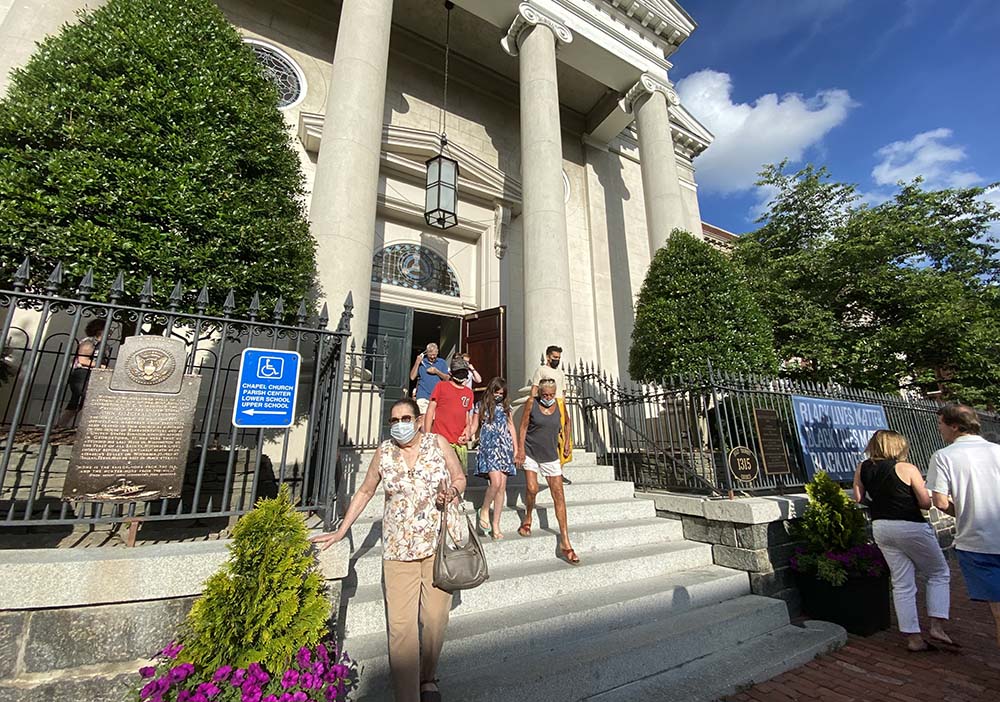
[530,345,565,398]
[926,403,1000,646]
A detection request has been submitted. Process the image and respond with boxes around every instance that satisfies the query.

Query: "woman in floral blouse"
[313,398,466,702]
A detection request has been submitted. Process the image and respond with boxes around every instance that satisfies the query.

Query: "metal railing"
[565,362,1000,495]
[0,259,352,529]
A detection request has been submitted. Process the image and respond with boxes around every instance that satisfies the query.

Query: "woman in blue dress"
[472,377,518,539]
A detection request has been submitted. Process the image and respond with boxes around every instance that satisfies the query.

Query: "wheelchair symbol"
[257,356,283,379]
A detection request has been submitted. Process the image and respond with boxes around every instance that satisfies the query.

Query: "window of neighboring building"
[243,38,306,109]
[372,244,461,297]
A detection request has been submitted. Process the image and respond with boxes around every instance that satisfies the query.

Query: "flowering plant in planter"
[131,485,359,700]
[136,641,357,702]
[790,470,886,586]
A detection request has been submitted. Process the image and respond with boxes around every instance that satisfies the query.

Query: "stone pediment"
[298,113,522,209]
[598,0,697,48]
[670,103,713,156]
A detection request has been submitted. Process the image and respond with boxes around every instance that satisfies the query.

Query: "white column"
[0,0,105,97]
[624,74,688,255]
[310,0,393,338]
[502,3,576,368]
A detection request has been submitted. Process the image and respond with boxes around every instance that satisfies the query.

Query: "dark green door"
[368,302,413,433]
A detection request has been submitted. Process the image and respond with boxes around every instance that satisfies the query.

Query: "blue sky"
[671,0,1000,234]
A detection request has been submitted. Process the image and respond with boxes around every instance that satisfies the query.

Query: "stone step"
[582,621,846,702]
[351,480,636,520]
[346,496,658,542]
[346,518,685,585]
[343,564,749,680]
[341,540,714,638]
[464,463,615,483]
[351,594,790,701]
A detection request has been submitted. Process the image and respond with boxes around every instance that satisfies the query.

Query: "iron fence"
[566,362,1000,495]
[0,259,353,529]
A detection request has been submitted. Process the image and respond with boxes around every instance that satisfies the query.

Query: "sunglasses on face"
[388,415,416,425]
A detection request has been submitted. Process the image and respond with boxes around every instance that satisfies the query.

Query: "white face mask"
[539,397,556,407]
[390,421,417,445]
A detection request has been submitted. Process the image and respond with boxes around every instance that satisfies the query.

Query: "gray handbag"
[432,504,489,593]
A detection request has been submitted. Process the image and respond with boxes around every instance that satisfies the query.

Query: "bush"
[0,0,316,313]
[180,486,331,672]
[790,471,886,586]
[628,230,777,382]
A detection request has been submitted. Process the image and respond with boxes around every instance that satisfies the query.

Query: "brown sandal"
[517,523,532,537]
[561,547,581,565]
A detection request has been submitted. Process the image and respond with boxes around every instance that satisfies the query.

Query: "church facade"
[0,0,715,391]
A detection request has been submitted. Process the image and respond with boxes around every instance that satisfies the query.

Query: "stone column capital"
[621,73,680,114]
[500,2,573,57]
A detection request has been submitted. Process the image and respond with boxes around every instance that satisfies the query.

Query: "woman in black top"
[853,430,955,651]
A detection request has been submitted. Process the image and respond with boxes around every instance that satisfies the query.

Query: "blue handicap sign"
[232,348,301,428]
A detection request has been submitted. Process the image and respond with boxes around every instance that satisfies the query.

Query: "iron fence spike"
[318,302,330,328]
[349,338,356,353]
[296,300,308,323]
[249,292,261,312]
[13,256,30,285]
[272,296,285,320]
[169,281,184,307]
[196,286,210,310]
[77,268,95,296]
[140,276,154,305]
[223,289,236,314]
[110,272,126,300]
[45,262,64,292]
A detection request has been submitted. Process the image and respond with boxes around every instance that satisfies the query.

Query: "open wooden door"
[368,302,414,433]
[462,306,506,399]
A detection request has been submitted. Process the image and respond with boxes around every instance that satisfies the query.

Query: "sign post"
[233,349,301,429]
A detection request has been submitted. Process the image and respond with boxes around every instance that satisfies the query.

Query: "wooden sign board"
[753,408,791,475]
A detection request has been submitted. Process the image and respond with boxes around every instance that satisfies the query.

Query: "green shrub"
[0,0,315,313]
[179,485,331,672]
[790,471,885,586]
[628,230,778,382]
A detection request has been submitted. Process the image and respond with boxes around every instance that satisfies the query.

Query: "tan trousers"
[383,556,453,702]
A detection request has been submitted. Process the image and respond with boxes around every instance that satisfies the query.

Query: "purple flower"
[197,682,221,698]
[139,666,157,678]
[178,692,192,702]
[291,693,307,702]
[232,669,247,687]
[169,663,195,683]
[140,680,160,699]
[299,672,317,689]
[248,662,269,683]
[192,696,208,702]
[296,647,312,669]
[242,691,262,702]
[282,669,300,689]
[160,642,184,659]
[264,697,279,702]
[324,684,340,701]
[213,666,233,683]
[316,644,329,662]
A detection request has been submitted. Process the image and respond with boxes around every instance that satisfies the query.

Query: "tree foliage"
[737,162,1000,406]
[629,229,778,381]
[180,486,331,673]
[0,0,316,313]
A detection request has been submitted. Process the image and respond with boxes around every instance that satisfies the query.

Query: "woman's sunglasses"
[388,415,416,425]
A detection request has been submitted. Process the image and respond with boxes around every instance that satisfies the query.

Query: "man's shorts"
[416,397,430,415]
[450,443,468,470]
[522,454,562,478]
[956,549,1000,601]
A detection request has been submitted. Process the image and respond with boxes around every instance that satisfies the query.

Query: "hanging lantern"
[425,147,459,229]
[424,1,459,230]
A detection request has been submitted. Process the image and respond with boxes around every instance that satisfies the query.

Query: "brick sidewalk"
[725,561,1000,702]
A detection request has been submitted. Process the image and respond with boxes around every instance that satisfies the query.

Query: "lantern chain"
[439,1,453,147]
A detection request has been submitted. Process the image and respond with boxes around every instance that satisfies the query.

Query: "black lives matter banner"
[791,395,888,481]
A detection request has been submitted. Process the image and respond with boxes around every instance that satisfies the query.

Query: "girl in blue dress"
[473,377,517,539]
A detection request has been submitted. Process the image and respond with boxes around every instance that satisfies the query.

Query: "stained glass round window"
[244,39,306,109]
[372,244,460,297]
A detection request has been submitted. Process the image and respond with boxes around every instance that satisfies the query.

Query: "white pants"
[872,520,950,634]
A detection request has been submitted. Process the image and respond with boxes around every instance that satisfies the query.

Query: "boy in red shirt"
[424,356,475,468]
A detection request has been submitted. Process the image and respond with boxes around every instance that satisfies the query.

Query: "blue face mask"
[390,421,417,445]
[539,397,556,407]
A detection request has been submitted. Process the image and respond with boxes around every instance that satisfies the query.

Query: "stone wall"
[645,493,959,619]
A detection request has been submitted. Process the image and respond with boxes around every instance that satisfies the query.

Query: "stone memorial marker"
[63,336,201,502]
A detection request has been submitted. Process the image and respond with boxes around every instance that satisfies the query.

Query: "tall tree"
[0,0,316,313]
[629,229,777,382]
[738,163,1000,406]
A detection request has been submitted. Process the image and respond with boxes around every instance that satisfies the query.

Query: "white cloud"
[871,128,983,189]
[676,70,856,195]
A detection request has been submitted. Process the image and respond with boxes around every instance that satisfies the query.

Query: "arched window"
[243,39,306,109]
[372,244,460,297]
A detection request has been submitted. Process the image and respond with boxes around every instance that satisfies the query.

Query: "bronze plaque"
[753,408,791,475]
[63,337,201,502]
[728,446,760,483]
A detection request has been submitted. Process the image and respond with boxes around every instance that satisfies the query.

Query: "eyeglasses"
[388,415,416,425]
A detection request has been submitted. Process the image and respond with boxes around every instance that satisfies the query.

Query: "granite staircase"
[337,450,844,702]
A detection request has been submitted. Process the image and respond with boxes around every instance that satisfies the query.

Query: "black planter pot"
[795,571,891,636]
